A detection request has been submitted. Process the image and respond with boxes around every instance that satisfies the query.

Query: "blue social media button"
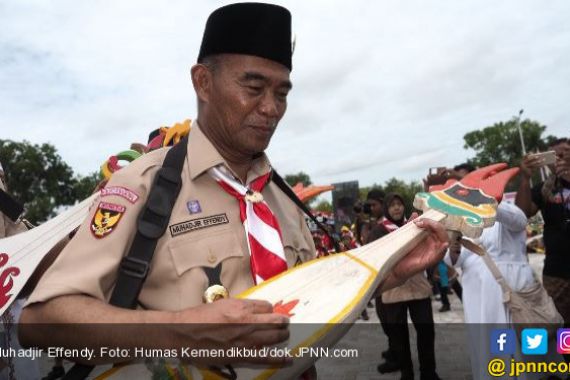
[491,329,516,355]
[522,329,548,355]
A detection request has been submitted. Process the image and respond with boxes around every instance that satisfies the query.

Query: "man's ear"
[191,64,212,103]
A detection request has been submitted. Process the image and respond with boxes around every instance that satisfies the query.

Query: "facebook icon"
[491,329,516,355]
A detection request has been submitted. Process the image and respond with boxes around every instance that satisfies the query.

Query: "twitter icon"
[522,329,548,355]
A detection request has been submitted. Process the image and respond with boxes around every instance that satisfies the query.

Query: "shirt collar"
[187,121,272,184]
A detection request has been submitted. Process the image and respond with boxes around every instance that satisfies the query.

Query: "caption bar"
[0,346,359,361]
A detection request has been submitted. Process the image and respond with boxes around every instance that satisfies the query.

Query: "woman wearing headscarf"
[370,193,440,380]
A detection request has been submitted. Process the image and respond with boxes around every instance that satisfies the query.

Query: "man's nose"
[258,92,280,117]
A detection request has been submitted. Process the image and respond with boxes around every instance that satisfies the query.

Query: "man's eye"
[247,86,263,93]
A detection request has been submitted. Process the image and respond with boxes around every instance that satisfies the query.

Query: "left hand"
[377,217,449,293]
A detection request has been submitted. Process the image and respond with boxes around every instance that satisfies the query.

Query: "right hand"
[378,218,449,293]
[520,154,544,178]
[171,298,291,365]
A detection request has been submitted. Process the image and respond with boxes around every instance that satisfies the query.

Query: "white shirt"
[446,202,535,323]
[445,202,538,380]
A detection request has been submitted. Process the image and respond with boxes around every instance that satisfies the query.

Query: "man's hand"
[20,296,291,366]
[171,298,291,365]
[520,154,544,179]
[377,218,449,293]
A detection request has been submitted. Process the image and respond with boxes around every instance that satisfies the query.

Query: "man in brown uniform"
[20,1,449,372]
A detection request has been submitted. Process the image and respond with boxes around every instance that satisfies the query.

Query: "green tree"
[0,140,98,224]
[463,118,557,168]
[313,199,332,213]
[284,171,312,187]
[72,171,102,200]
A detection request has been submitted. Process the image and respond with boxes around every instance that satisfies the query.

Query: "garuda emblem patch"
[91,202,125,238]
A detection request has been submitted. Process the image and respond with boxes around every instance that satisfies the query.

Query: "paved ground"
[314,286,470,380]
[314,253,545,379]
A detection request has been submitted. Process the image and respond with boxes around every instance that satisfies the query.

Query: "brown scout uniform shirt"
[381,273,432,304]
[27,123,316,310]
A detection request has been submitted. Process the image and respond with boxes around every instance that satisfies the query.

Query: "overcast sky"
[1,0,569,189]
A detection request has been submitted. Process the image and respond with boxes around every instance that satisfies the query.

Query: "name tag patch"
[169,214,229,237]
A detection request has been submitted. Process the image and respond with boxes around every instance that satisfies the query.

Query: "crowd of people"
[308,137,570,380]
[0,2,569,379]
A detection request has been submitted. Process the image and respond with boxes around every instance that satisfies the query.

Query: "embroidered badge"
[91,202,126,238]
[169,214,229,237]
[186,200,202,214]
[100,186,139,204]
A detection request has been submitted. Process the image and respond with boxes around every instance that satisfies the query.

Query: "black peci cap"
[198,3,292,71]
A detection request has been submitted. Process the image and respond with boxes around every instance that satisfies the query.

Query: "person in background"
[516,138,570,325]
[447,199,546,379]
[312,231,328,258]
[370,193,441,380]
[367,189,385,223]
[355,189,386,320]
[446,159,556,380]
[340,225,358,250]
[433,261,451,312]
[355,189,385,245]
[423,164,468,304]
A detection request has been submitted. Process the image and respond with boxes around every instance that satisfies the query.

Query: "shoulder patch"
[91,202,126,238]
[100,186,139,204]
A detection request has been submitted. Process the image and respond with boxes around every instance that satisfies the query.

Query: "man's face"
[368,199,383,218]
[551,142,570,179]
[202,54,292,156]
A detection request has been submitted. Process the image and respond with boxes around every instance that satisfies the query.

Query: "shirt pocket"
[282,233,313,266]
[168,228,244,277]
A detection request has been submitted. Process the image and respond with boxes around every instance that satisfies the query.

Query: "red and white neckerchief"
[379,217,405,233]
[209,166,287,284]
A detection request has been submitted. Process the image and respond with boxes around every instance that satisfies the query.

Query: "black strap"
[0,188,24,222]
[271,171,341,253]
[64,136,188,380]
[205,264,222,288]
